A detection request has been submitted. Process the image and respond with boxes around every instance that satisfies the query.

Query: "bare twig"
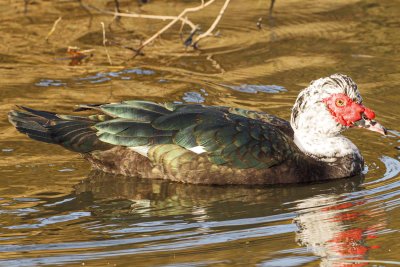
[84,3,197,31]
[193,0,230,47]
[77,0,93,28]
[83,0,230,56]
[114,0,121,17]
[101,22,113,65]
[179,16,188,36]
[269,0,276,17]
[134,0,217,56]
[46,16,62,42]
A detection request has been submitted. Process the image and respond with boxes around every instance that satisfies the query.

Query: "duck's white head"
[290,73,386,161]
[291,73,386,137]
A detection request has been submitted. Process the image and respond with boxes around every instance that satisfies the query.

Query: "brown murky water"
[0,1,399,266]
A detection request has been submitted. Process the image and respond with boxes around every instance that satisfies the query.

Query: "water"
[0,0,399,266]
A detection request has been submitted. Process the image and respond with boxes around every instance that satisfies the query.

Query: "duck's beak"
[353,117,387,135]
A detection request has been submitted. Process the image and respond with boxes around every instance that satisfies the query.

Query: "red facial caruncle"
[322,93,375,127]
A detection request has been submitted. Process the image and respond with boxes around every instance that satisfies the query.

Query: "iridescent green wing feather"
[151,105,295,169]
[89,101,294,169]
[93,101,175,147]
[227,107,293,137]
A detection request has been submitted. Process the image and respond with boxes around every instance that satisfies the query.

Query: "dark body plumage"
[8,100,362,185]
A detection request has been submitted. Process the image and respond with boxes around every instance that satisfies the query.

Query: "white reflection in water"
[294,194,384,267]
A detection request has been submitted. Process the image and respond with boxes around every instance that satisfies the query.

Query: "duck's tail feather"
[8,107,112,153]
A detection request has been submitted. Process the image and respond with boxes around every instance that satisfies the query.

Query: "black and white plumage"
[8,74,387,185]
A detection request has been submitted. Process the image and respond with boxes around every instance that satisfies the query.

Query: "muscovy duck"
[8,74,386,185]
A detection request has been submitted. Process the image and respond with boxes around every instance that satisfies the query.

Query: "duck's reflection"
[73,171,382,266]
[294,194,383,267]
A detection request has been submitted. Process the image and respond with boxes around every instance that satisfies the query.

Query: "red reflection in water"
[295,196,385,267]
[324,201,381,267]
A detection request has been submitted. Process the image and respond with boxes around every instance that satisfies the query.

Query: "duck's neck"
[293,131,361,163]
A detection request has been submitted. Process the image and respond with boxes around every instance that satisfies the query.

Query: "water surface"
[0,1,399,266]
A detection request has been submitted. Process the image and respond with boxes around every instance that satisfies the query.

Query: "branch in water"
[45,16,62,42]
[101,22,113,65]
[133,0,217,56]
[84,3,197,32]
[193,0,231,48]
[80,0,235,57]
[269,0,276,16]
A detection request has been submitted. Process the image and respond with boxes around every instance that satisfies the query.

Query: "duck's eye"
[335,99,345,107]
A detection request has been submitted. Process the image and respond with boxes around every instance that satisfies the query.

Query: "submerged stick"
[101,22,113,65]
[206,54,225,73]
[24,0,29,14]
[46,16,62,42]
